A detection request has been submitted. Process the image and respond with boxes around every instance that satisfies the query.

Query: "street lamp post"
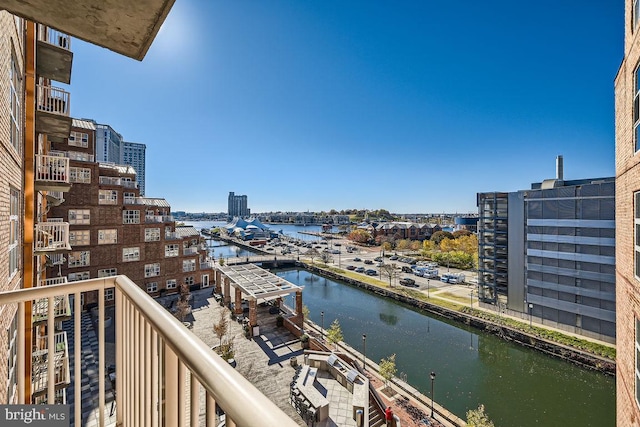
[470,290,473,308]
[430,371,436,418]
[320,311,325,340]
[427,279,430,298]
[362,334,367,370]
[528,303,533,327]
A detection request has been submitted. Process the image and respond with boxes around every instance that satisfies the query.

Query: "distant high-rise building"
[228,192,250,219]
[122,141,146,195]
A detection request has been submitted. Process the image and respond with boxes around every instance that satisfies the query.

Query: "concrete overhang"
[0,0,175,60]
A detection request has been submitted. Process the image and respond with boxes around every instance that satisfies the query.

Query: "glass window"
[166,279,177,289]
[147,282,158,293]
[635,64,640,152]
[105,288,114,301]
[183,259,196,272]
[637,318,640,408]
[98,268,117,277]
[98,229,117,245]
[68,271,90,281]
[185,276,194,286]
[123,210,140,224]
[635,0,640,30]
[68,131,89,148]
[636,192,640,280]
[69,167,91,183]
[69,209,90,225]
[145,228,160,242]
[123,247,140,262]
[10,52,21,153]
[69,230,90,246]
[8,188,20,279]
[165,244,179,257]
[145,263,160,278]
[98,190,118,205]
[68,251,90,268]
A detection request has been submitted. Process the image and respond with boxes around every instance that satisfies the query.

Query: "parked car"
[364,259,374,265]
[374,256,383,262]
[401,266,413,273]
[365,269,377,276]
[346,265,356,270]
[389,255,399,260]
[399,277,416,287]
[354,257,362,262]
[355,267,365,273]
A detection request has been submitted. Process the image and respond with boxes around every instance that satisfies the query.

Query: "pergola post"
[234,288,243,315]
[223,277,231,308]
[215,270,222,294]
[249,299,258,327]
[295,291,303,327]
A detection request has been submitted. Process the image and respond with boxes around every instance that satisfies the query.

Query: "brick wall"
[616,1,640,425]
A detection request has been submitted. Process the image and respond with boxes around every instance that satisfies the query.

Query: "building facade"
[47,119,213,305]
[615,0,640,423]
[228,191,249,219]
[477,176,616,343]
[94,122,122,164]
[121,140,146,195]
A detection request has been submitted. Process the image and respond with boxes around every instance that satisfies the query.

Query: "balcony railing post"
[17,302,25,404]
[98,288,105,426]
[164,343,179,426]
[190,374,200,427]
[47,296,55,404]
[115,289,123,426]
[74,292,81,426]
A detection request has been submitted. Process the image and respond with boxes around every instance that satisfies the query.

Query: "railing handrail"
[0,277,298,427]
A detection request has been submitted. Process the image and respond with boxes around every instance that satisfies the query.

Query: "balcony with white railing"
[33,295,71,324]
[36,24,72,84]
[35,221,71,253]
[32,331,70,397]
[35,81,72,141]
[184,247,199,256]
[145,215,174,223]
[200,261,214,270]
[45,253,67,267]
[0,276,298,427]
[35,154,71,192]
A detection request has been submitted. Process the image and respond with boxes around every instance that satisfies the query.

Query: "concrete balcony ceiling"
[0,0,175,60]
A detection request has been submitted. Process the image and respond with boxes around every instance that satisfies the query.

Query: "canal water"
[184,221,615,426]
[275,268,615,427]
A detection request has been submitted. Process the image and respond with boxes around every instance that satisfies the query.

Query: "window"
[165,244,179,257]
[68,251,90,268]
[68,271,90,281]
[637,318,640,409]
[123,247,140,262]
[99,190,118,205]
[123,210,140,224]
[69,209,90,225]
[69,167,91,183]
[635,0,640,30]
[166,279,177,289]
[145,228,160,242]
[147,282,158,293]
[9,188,19,279]
[202,274,210,288]
[636,64,640,152]
[183,259,196,272]
[98,229,117,245]
[10,52,21,153]
[6,314,17,403]
[124,192,136,204]
[98,268,117,278]
[636,192,640,279]
[69,131,89,148]
[69,230,90,246]
[145,263,160,278]
[185,276,194,286]
[105,289,114,301]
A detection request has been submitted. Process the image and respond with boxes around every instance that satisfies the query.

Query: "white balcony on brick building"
[32,331,70,397]
[35,80,71,141]
[36,24,72,84]
[35,221,71,254]
[35,153,71,192]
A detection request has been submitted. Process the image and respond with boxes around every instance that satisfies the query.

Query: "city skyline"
[66,1,622,213]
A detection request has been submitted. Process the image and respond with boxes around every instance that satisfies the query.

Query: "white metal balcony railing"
[123,181,138,189]
[32,331,70,395]
[39,276,68,287]
[67,151,94,162]
[35,221,71,252]
[145,215,174,223]
[35,154,70,185]
[36,84,70,116]
[37,24,71,51]
[200,261,214,270]
[33,295,71,323]
[99,176,121,186]
[0,276,297,427]
[45,253,66,267]
[184,247,198,256]
[165,231,178,240]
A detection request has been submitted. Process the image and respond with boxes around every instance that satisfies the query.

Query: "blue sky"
[68,1,623,214]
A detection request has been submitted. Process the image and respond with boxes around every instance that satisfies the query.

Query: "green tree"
[431,230,454,246]
[466,404,494,427]
[379,354,397,392]
[326,319,344,350]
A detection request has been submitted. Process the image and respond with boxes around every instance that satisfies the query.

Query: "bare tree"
[379,264,397,288]
[213,309,229,348]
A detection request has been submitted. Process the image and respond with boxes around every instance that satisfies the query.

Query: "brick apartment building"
[616,1,640,424]
[46,119,213,307]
